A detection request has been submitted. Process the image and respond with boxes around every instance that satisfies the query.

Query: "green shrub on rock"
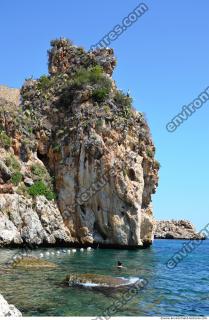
[5,155,22,186]
[92,88,110,102]
[5,155,21,171]
[72,65,111,89]
[60,65,112,106]
[30,163,53,192]
[27,181,55,200]
[37,75,53,91]
[31,163,48,178]
[0,131,11,149]
[114,90,132,107]
[11,172,23,186]
[114,90,133,118]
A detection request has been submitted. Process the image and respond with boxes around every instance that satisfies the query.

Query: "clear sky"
[0,0,209,230]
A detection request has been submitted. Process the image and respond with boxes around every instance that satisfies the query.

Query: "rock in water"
[0,38,159,248]
[12,255,57,269]
[65,273,141,289]
[155,220,205,240]
[0,294,22,317]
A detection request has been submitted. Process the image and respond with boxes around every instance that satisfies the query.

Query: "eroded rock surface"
[0,85,20,106]
[0,194,71,246]
[0,294,22,317]
[0,38,159,248]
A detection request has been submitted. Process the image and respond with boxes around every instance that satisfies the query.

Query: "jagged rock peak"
[48,38,117,76]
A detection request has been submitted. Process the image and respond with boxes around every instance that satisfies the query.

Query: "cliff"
[155,220,204,240]
[0,38,159,248]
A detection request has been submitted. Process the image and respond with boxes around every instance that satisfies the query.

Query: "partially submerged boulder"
[65,273,140,289]
[12,255,57,269]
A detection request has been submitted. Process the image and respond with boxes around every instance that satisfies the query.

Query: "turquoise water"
[0,240,209,316]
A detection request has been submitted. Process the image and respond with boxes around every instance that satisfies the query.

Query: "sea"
[0,239,208,316]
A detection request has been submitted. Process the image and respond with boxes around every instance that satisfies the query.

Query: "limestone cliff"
[0,39,159,248]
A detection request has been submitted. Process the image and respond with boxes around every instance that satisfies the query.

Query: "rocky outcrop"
[48,38,116,76]
[0,194,71,246]
[155,220,204,240]
[0,294,22,317]
[0,38,159,248]
[0,85,20,106]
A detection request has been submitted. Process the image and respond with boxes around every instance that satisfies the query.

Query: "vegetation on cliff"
[0,38,159,247]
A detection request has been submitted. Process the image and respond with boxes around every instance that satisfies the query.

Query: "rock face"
[0,294,22,317]
[0,85,20,106]
[0,38,159,248]
[155,220,204,240]
[48,39,116,76]
[0,195,71,246]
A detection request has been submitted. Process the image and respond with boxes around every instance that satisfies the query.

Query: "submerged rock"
[155,220,205,240]
[0,294,22,317]
[65,273,140,289]
[12,255,57,269]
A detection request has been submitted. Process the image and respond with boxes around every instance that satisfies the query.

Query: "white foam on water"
[119,276,142,285]
[74,277,142,288]
[81,282,100,287]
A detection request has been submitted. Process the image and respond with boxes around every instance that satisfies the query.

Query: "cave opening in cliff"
[37,151,48,167]
[36,150,54,180]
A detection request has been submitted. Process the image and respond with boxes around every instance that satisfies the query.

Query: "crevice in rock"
[127,168,137,181]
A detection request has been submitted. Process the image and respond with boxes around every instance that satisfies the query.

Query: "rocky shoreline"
[0,294,21,317]
[154,220,205,240]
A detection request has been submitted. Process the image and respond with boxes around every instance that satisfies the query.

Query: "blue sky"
[0,0,209,230]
